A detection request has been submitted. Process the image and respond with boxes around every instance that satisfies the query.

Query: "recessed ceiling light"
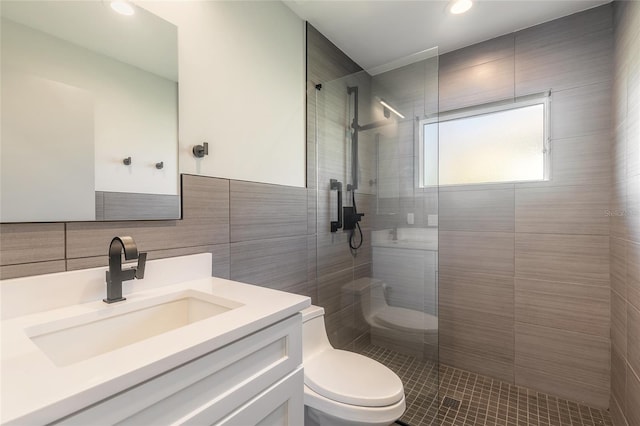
[110,0,135,16]
[449,0,473,15]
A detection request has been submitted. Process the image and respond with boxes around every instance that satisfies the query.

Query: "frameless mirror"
[1,1,179,222]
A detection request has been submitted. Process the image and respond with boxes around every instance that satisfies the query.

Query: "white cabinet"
[54,314,303,426]
[218,368,303,426]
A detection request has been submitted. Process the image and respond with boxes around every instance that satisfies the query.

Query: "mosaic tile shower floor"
[357,345,612,426]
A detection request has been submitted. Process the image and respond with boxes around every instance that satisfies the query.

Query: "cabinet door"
[216,368,303,426]
[216,367,304,426]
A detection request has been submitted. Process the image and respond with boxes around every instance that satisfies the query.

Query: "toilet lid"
[304,350,404,407]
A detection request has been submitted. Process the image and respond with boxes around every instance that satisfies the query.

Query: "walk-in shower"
[311,54,441,425]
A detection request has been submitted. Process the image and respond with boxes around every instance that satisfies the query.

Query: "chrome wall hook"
[123,157,132,165]
[155,161,164,169]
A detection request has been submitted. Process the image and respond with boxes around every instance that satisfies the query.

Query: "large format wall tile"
[307,188,317,235]
[64,244,231,279]
[439,189,515,232]
[181,175,229,220]
[440,318,514,374]
[306,23,362,86]
[229,180,307,242]
[627,367,640,426]
[439,231,515,275]
[230,236,307,293]
[0,260,66,280]
[440,345,514,383]
[550,133,612,187]
[515,323,610,407]
[317,268,355,317]
[627,50,640,179]
[515,278,609,337]
[628,173,640,242]
[611,3,640,424]
[611,289,628,354]
[611,237,628,297]
[627,304,640,379]
[515,365,609,409]
[317,232,353,277]
[611,345,627,413]
[439,319,514,364]
[515,5,613,96]
[66,218,223,259]
[515,185,609,235]
[515,233,609,284]
[517,4,613,47]
[98,192,180,221]
[439,56,515,112]
[610,398,629,426]
[438,34,515,73]
[66,176,231,259]
[515,27,612,96]
[551,82,612,140]
[0,223,65,266]
[439,267,514,327]
[210,243,231,280]
[628,242,640,311]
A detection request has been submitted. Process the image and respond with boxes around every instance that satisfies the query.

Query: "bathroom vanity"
[0,254,310,425]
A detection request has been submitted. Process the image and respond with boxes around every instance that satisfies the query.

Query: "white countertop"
[0,254,310,425]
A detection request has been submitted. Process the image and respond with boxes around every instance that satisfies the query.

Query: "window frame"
[416,92,551,188]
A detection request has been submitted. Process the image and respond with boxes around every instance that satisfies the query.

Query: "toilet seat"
[304,349,404,407]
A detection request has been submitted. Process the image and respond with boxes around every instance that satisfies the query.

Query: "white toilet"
[301,305,406,426]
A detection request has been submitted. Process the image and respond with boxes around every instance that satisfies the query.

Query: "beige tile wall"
[610,1,640,425]
[306,23,373,350]
[437,4,613,408]
[0,175,314,303]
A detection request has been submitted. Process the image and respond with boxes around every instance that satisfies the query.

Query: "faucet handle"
[135,252,147,279]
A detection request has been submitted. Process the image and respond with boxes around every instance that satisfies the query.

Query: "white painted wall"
[1,18,179,196]
[1,72,96,222]
[139,1,306,188]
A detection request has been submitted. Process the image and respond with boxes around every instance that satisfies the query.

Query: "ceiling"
[284,0,611,73]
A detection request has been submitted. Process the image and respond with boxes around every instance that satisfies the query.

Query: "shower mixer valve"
[343,207,364,231]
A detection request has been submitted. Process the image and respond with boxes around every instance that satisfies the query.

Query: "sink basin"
[26,290,242,367]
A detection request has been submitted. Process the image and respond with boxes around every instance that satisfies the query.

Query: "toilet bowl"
[301,305,406,426]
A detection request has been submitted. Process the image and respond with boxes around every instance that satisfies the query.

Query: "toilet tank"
[301,305,332,361]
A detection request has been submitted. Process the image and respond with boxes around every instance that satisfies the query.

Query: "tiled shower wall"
[0,175,315,302]
[437,5,613,408]
[610,1,640,425]
[306,23,376,350]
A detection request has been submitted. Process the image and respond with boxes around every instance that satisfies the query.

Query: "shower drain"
[441,396,461,410]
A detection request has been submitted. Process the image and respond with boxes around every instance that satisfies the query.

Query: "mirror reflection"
[1,1,179,222]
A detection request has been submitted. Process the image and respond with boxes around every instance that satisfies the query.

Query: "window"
[419,94,549,186]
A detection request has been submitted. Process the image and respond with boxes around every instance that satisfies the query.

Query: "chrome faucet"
[104,236,147,303]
